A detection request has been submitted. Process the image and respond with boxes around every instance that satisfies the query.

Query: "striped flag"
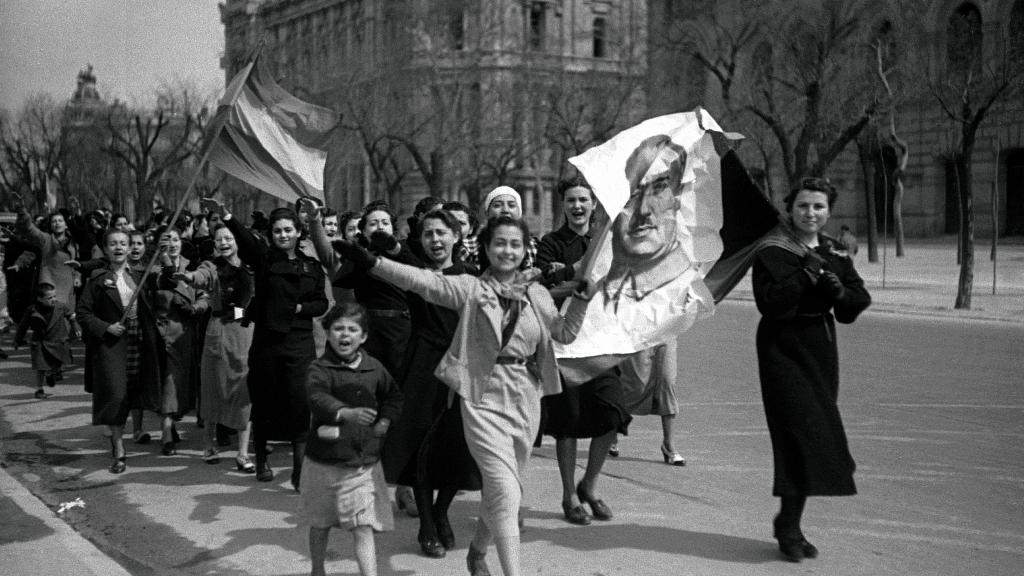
[206,57,339,203]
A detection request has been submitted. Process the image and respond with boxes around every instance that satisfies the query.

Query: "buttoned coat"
[226,216,328,440]
[77,267,164,425]
[753,234,870,497]
[15,301,74,370]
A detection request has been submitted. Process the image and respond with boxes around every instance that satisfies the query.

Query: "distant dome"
[72,64,101,102]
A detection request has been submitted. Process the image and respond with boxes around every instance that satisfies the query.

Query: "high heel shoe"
[660,444,686,466]
[466,544,491,576]
[608,442,619,457]
[576,482,612,521]
[235,455,256,473]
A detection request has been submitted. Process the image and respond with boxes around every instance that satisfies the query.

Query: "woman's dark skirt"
[247,328,314,442]
[542,368,631,439]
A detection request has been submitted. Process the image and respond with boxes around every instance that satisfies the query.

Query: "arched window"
[593,17,607,58]
[449,7,466,50]
[1010,0,1024,62]
[528,2,546,51]
[946,2,982,78]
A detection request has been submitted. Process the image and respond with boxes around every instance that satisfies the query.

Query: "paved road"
[2,301,1022,575]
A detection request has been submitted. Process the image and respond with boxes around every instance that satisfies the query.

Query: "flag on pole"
[555,110,778,384]
[206,57,339,203]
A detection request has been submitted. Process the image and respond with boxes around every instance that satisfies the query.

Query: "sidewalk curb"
[0,463,133,576]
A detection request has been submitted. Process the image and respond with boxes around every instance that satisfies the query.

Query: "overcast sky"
[0,0,224,110]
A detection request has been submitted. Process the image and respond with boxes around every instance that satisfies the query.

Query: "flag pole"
[117,55,259,323]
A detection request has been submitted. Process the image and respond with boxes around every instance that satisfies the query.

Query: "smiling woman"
[212,200,328,490]
[752,177,870,563]
[332,219,595,576]
[76,229,164,475]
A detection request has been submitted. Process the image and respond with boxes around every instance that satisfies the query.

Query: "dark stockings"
[775,494,807,539]
[414,487,458,537]
[292,441,305,478]
[254,426,268,469]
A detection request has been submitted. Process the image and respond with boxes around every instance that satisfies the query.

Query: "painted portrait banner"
[555,110,777,383]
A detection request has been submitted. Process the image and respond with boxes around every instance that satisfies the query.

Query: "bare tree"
[929,19,1023,309]
[0,94,66,212]
[104,84,207,220]
[680,0,885,191]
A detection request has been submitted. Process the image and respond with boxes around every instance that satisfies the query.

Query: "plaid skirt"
[124,316,142,389]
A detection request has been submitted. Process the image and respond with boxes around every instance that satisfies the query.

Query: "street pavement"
[1,239,1022,576]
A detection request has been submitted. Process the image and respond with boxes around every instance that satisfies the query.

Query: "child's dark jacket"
[305,347,403,467]
[15,301,74,366]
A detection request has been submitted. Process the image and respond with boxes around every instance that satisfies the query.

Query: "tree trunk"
[892,171,905,257]
[890,137,908,258]
[856,136,879,262]
[954,146,974,310]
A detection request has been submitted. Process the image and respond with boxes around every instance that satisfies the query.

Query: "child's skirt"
[300,458,393,532]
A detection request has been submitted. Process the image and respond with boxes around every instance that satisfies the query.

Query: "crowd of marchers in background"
[0,172,868,576]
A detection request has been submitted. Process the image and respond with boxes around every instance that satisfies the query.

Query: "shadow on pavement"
[0,495,54,544]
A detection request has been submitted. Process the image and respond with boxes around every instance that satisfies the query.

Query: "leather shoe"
[576,482,613,520]
[800,538,818,559]
[109,457,126,474]
[161,442,176,456]
[256,463,274,482]
[418,535,446,558]
[561,501,592,525]
[777,537,804,562]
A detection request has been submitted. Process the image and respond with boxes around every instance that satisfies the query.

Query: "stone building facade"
[220,0,651,234]
[649,0,1024,239]
[221,0,1023,238]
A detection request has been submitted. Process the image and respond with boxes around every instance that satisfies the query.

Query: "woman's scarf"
[479,269,534,350]
[479,269,532,302]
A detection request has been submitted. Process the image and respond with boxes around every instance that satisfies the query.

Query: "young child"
[302,302,403,576]
[15,282,75,399]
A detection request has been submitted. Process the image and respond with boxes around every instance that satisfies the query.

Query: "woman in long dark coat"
[77,229,164,473]
[752,177,870,562]
[210,199,328,489]
[381,209,481,559]
[153,227,208,455]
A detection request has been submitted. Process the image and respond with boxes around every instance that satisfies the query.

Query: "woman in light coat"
[335,215,593,576]
[177,224,256,472]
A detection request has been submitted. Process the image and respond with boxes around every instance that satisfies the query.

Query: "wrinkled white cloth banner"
[555,110,732,362]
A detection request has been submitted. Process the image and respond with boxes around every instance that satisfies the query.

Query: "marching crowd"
[0,174,869,575]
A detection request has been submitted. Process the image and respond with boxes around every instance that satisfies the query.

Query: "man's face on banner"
[612,139,684,264]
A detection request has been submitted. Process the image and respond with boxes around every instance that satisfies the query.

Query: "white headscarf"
[482,185,522,219]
